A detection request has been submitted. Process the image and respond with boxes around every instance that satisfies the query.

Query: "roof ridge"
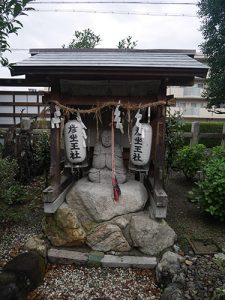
[29,48,196,57]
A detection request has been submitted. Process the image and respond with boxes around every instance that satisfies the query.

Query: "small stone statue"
[88,130,126,183]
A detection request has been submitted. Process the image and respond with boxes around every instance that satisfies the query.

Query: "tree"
[0,0,33,66]
[63,28,101,48]
[117,36,138,49]
[198,0,225,107]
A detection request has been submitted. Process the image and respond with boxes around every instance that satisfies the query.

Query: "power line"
[31,1,198,4]
[30,8,197,16]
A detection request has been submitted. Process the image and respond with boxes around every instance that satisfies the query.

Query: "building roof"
[8,49,208,88]
[11,48,207,74]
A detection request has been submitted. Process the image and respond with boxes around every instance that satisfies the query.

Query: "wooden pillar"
[154,81,167,189]
[49,80,61,198]
[154,106,166,189]
[148,80,168,219]
[13,93,16,126]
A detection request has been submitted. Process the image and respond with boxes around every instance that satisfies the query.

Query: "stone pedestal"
[43,177,176,256]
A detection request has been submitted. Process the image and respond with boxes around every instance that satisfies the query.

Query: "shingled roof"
[9,49,208,87]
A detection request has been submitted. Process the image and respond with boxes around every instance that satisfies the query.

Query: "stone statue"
[88,130,126,183]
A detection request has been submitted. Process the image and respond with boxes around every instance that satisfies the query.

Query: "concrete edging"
[48,248,157,269]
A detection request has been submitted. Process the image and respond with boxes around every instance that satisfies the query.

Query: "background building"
[168,53,225,121]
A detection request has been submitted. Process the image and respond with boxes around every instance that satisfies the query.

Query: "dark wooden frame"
[9,49,208,217]
[42,77,170,217]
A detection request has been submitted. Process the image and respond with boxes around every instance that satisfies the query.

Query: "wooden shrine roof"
[10,49,208,82]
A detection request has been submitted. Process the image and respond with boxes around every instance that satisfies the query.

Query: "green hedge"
[182,122,224,148]
[182,122,192,145]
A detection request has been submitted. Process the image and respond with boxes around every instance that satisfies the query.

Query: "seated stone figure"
[88,130,126,183]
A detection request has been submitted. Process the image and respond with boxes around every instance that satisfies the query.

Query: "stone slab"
[88,251,105,267]
[48,248,88,265]
[101,255,157,269]
[87,251,104,267]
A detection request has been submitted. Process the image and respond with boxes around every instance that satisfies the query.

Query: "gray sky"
[1,0,202,78]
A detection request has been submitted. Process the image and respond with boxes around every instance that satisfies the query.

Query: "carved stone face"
[101,130,111,147]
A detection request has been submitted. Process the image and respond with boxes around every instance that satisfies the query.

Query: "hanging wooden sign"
[64,120,86,164]
[130,124,152,166]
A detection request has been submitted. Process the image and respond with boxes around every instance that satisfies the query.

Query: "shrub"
[182,122,224,148]
[0,158,26,205]
[210,146,225,160]
[0,208,25,224]
[199,122,224,148]
[214,255,225,274]
[193,157,225,221]
[0,143,3,158]
[181,122,192,146]
[33,131,50,186]
[165,110,184,175]
[173,144,207,180]
[0,158,18,191]
[2,184,27,205]
[212,284,225,300]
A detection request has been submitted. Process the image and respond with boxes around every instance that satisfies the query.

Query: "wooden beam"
[0,91,45,95]
[0,113,44,118]
[146,80,168,219]
[44,182,74,214]
[13,94,16,126]
[43,175,73,203]
[0,78,49,87]
[153,80,167,189]
[49,79,61,199]
[0,102,44,106]
[12,66,207,79]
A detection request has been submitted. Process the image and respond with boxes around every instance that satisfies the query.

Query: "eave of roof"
[10,48,208,82]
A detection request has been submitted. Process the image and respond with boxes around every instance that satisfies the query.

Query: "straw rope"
[47,99,175,115]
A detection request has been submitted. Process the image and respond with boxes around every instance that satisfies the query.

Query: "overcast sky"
[1,0,202,79]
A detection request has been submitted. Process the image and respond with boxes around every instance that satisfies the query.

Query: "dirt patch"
[166,174,225,252]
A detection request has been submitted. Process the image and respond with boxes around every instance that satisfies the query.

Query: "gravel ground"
[184,254,225,300]
[28,265,160,300]
[0,224,161,300]
[1,224,225,300]
[1,173,225,300]
[0,223,42,268]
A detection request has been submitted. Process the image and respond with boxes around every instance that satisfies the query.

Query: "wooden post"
[49,81,61,199]
[221,123,225,149]
[154,112,165,189]
[147,80,168,219]
[13,93,16,126]
[190,121,200,146]
[153,81,167,189]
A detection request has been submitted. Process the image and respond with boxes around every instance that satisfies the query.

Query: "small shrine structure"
[11,49,208,255]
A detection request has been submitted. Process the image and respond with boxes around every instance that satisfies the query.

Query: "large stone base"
[43,177,176,256]
[43,203,86,247]
[66,177,148,228]
[43,207,176,256]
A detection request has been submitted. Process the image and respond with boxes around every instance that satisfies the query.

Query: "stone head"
[101,130,111,147]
